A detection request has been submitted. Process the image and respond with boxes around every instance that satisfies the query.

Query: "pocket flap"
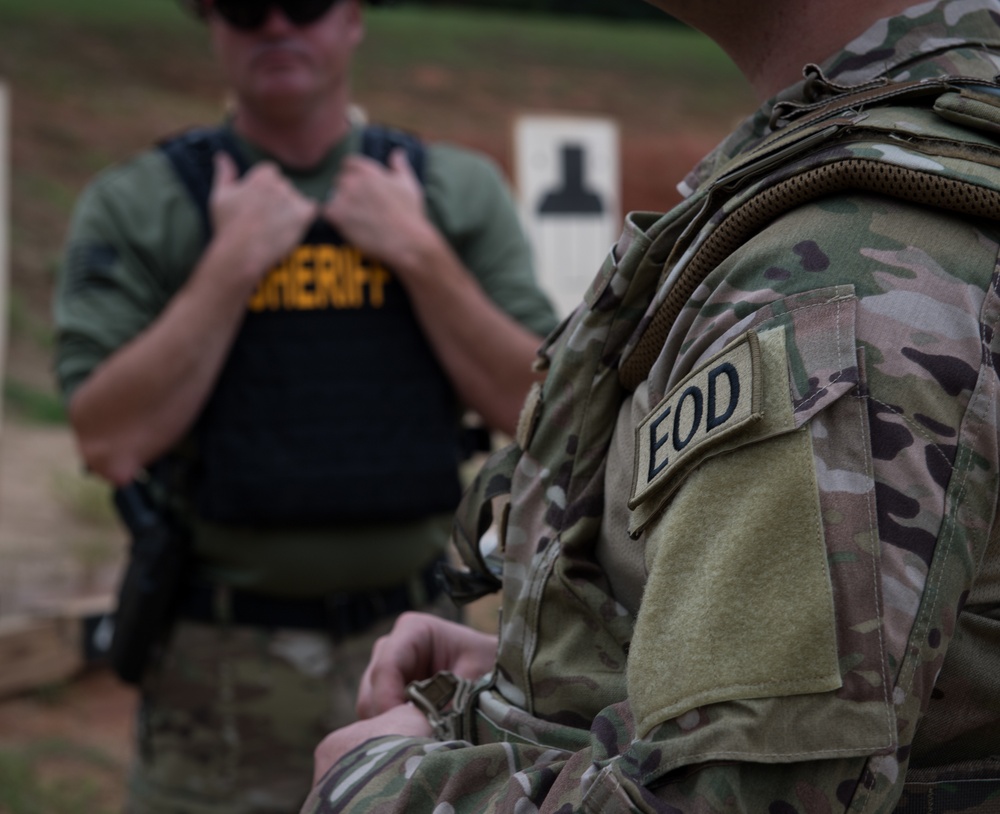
[630,330,765,513]
[629,291,859,537]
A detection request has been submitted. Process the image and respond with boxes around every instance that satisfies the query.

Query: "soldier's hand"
[209,151,318,280]
[312,702,432,785]
[356,612,498,720]
[322,148,438,271]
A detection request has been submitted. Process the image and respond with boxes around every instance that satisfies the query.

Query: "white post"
[0,82,9,434]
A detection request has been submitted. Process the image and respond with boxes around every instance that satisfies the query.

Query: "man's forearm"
[324,150,546,436]
[390,229,544,437]
[70,236,263,484]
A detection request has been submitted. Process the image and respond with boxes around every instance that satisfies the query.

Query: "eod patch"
[630,330,764,519]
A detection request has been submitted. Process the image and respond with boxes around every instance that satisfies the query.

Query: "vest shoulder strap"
[158,123,427,239]
[618,86,1000,390]
[360,122,427,183]
[158,126,247,240]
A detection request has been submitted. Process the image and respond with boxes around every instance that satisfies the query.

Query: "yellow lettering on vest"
[336,247,354,309]
[246,244,393,311]
[284,251,298,309]
[314,245,335,309]
[367,265,390,308]
[294,247,317,310]
[275,258,297,310]
[248,256,289,312]
[261,261,286,311]
[248,282,267,312]
[268,263,284,311]
[343,248,362,308]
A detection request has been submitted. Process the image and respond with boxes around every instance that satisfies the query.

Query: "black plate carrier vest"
[160,126,463,526]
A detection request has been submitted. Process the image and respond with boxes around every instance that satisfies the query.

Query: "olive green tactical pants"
[124,592,460,814]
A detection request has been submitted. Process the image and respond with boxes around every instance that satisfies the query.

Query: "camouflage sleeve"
[611,195,1000,812]
[303,195,1000,813]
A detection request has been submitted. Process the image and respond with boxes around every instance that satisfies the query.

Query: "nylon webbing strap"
[159,127,249,241]
[406,671,475,741]
[360,123,426,183]
[159,123,427,241]
[618,157,1000,390]
[893,778,1000,813]
[767,72,985,130]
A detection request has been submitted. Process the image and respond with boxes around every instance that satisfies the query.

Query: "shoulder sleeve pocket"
[626,290,896,765]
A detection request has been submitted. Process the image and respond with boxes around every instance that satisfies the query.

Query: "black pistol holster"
[109,475,190,685]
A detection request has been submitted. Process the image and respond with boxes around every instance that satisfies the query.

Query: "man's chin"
[246,77,317,110]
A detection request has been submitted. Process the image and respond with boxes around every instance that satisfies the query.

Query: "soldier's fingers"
[356,613,439,718]
[356,646,409,718]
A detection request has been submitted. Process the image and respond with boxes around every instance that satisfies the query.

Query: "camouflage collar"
[680,0,1000,196]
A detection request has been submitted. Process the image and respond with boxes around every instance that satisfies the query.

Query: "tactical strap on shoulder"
[158,127,249,241]
[619,155,1000,390]
[767,65,996,131]
[360,123,427,183]
[159,123,427,241]
[618,71,1000,391]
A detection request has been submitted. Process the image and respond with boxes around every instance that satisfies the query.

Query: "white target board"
[514,115,620,317]
[0,82,8,433]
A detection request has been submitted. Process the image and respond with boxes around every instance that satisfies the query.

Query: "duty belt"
[178,557,445,637]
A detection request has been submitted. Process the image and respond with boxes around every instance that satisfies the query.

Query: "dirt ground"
[0,10,750,812]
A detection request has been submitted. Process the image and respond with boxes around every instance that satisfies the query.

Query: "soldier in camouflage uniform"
[300,0,1000,811]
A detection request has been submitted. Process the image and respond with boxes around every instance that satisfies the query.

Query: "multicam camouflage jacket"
[303,3,1000,812]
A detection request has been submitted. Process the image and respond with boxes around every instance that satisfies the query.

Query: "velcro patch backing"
[630,331,763,529]
[627,325,841,735]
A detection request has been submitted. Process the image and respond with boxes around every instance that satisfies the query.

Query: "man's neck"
[678,0,924,100]
[231,97,353,170]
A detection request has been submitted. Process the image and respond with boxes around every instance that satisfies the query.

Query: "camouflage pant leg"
[125,592,460,814]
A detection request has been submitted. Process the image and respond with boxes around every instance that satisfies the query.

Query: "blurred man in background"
[52,0,558,811]
[302,0,1000,811]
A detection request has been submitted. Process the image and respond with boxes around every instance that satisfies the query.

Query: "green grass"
[0,0,198,25]
[365,5,738,78]
[0,740,119,814]
[0,0,739,84]
[7,291,55,349]
[14,171,77,214]
[3,378,67,424]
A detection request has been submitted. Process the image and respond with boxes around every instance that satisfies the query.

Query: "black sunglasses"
[207,0,343,30]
